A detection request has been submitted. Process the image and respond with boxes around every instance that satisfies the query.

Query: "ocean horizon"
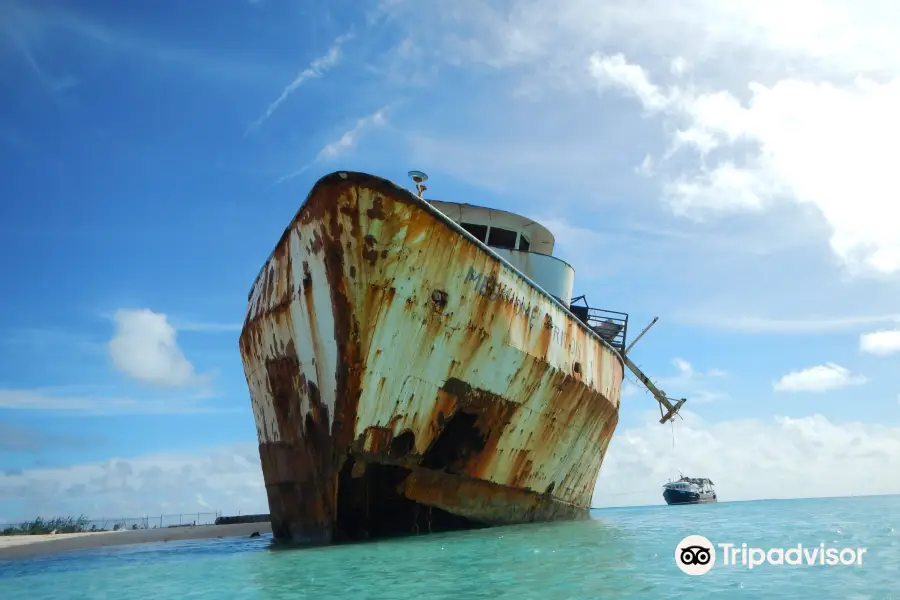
[595,491,900,510]
[1,494,896,599]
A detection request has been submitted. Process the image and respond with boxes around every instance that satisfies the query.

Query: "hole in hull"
[420,410,486,472]
[388,430,416,460]
[334,457,484,542]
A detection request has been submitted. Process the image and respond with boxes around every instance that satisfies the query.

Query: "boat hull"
[238,171,625,543]
[663,488,718,505]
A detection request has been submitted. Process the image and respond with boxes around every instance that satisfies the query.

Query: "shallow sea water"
[1,495,897,599]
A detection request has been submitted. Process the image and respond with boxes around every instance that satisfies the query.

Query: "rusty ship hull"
[239,171,626,544]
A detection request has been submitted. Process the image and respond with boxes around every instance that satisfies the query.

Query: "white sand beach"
[0,530,121,550]
[0,522,273,559]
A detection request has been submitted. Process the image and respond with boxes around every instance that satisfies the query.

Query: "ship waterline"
[239,171,630,543]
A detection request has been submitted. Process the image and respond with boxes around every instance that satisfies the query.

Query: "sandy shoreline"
[0,522,273,560]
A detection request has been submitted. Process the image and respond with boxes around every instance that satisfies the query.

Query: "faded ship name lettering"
[464,266,538,327]
[464,266,582,355]
[549,319,579,355]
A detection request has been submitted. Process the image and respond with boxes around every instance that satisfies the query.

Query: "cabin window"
[487,226,517,249]
[518,235,531,252]
[460,222,488,243]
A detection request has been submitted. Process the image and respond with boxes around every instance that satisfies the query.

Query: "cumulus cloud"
[859,329,900,356]
[107,309,208,388]
[379,0,900,78]
[594,410,900,507]
[0,310,224,414]
[377,0,900,279]
[586,52,900,277]
[4,414,899,522]
[0,444,267,523]
[773,363,867,393]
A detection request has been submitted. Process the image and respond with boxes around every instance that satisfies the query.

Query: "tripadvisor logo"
[675,535,716,575]
[675,535,867,574]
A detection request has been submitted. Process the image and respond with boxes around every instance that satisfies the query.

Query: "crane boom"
[622,354,686,424]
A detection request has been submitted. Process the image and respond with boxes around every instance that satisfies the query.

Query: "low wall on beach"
[214,514,271,525]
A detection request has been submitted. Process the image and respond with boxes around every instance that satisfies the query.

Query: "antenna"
[408,170,428,199]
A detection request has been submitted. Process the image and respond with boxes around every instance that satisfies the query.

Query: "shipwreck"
[238,169,687,544]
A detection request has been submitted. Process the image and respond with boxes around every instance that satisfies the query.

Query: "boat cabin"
[427,200,576,308]
[409,171,629,355]
[404,170,686,424]
[665,477,715,493]
[664,481,697,492]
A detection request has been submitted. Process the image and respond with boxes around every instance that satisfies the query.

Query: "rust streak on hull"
[239,171,624,544]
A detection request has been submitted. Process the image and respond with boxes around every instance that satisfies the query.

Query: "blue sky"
[2,0,900,522]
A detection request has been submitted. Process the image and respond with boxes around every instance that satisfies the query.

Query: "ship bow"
[240,172,624,543]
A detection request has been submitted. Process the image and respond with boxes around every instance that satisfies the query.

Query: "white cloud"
[5,414,900,522]
[586,52,900,276]
[107,309,208,388]
[670,56,689,76]
[594,410,900,507]
[0,423,97,453]
[773,363,866,392]
[0,444,267,523]
[382,0,900,76]
[621,382,639,398]
[859,329,900,356]
[1,0,287,86]
[276,107,390,184]
[677,312,900,334]
[316,109,387,160]
[380,0,900,85]
[247,31,354,132]
[0,311,226,414]
[636,154,655,178]
[0,388,222,415]
[655,357,727,404]
[375,0,900,280]
[588,53,669,112]
[624,357,727,408]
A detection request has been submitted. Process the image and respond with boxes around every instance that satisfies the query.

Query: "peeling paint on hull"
[239,171,624,544]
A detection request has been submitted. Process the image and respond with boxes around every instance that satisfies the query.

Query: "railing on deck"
[569,296,629,353]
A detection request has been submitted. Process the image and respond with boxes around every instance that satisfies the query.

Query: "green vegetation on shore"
[2,515,226,536]
[2,516,93,536]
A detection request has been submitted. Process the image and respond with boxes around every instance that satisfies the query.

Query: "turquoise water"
[1,495,897,599]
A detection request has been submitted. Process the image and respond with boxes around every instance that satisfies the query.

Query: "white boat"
[663,476,717,505]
